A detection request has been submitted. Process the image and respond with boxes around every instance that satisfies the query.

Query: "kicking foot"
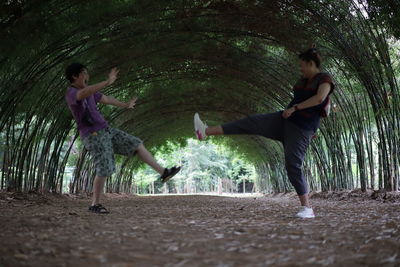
[194,113,207,140]
[296,206,315,218]
[160,166,181,183]
[88,204,110,214]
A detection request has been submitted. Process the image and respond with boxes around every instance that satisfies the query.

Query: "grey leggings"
[222,112,314,195]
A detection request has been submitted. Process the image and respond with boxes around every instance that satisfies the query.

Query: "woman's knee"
[137,143,144,149]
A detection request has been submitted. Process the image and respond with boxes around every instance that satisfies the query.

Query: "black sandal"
[88,204,110,214]
[160,166,181,183]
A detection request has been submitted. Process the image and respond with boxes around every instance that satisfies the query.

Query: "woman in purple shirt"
[66,63,180,214]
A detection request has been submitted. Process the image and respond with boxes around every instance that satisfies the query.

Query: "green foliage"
[133,139,256,194]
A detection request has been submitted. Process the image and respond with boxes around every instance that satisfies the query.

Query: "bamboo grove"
[0,0,399,194]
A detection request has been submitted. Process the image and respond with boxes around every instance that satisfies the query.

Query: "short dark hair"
[299,48,321,68]
[65,63,86,83]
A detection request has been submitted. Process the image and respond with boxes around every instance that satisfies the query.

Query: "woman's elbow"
[317,96,327,104]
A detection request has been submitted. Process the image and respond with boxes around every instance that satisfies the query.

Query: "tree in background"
[132,139,256,194]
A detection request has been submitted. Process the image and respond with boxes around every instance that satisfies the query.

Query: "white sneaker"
[296,206,315,218]
[194,113,207,140]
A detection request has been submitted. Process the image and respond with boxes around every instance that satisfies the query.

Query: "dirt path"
[1,193,400,266]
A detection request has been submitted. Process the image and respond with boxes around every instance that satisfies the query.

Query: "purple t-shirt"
[66,87,108,138]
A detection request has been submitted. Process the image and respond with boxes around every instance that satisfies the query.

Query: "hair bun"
[299,45,321,67]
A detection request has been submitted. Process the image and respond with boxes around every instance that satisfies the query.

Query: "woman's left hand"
[282,107,295,119]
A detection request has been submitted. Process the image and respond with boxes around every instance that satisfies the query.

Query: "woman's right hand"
[282,107,296,119]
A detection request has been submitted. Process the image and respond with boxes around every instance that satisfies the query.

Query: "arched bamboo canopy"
[1,0,399,193]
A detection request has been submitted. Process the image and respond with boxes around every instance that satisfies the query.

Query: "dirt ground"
[1,191,400,267]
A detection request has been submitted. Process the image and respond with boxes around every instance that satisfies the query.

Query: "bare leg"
[136,143,165,174]
[299,193,310,207]
[92,176,106,206]
[205,126,224,136]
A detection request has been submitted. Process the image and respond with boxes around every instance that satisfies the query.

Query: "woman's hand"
[282,107,296,119]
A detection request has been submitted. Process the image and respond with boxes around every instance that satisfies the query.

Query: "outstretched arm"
[76,68,119,100]
[99,95,137,109]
